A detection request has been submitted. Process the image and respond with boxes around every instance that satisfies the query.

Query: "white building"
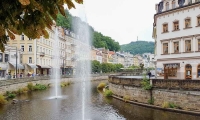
[154,0,200,79]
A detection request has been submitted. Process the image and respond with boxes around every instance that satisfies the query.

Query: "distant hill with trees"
[56,10,120,51]
[120,41,155,55]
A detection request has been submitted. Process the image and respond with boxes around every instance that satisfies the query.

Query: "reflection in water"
[0,81,199,120]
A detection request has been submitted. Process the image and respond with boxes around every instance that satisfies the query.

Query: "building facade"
[154,0,200,79]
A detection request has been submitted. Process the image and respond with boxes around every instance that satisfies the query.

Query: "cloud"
[68,0,160,45]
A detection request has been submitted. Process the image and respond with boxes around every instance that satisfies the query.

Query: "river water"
[0,81,199,120]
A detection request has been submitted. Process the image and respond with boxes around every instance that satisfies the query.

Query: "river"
[0,80,199,120]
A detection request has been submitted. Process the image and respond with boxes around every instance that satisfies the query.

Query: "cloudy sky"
[68,0,161,45]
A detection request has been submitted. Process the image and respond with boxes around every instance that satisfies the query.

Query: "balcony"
[40,52,45,57]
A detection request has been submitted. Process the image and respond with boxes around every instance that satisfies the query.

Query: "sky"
[68,0,161,45]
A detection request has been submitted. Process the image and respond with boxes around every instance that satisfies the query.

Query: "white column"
[192,36,195,52]
[180,38,184,53]
[169,40,172,54]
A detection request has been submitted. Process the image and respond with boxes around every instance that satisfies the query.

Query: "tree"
[0,0,83,52]
[55,8,120,51]
[91,60,101,73]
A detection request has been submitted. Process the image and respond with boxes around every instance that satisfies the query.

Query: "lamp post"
[15,46,17,79]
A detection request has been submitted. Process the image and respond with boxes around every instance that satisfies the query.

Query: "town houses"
[153,0,200,79]
[0,25,154,79]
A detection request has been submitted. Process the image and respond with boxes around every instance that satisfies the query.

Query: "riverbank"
[108,75,200,114]
[0,75,108,94]
[112,95,200,116]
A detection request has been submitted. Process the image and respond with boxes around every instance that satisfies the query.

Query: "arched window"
[197,64,200,78]
[166,2,169,10]
[185,64,192,79]
[172,0,176,9]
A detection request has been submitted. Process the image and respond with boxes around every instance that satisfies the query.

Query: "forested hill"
[56,10,120,51]
[120,41,154,55]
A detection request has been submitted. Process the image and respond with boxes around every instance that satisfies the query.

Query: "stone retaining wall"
[0,76,107,94]
[109,83,200,111]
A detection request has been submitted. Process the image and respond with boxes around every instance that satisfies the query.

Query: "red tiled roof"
[109,51,115,55]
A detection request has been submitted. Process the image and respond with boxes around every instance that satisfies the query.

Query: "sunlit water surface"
[0,81,199,120]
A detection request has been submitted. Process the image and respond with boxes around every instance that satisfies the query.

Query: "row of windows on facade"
[35,59,72,65]
[162,39,200,54]
[20,45,66,57]
[164,0,200,11]
[164,64,200,78]
[162,16,200,32]
[39,37,72,49]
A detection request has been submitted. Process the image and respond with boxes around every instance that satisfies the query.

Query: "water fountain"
[73,6,92,120]
[49,27,62,99]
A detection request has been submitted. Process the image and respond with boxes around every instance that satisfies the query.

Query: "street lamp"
[9,46,22,79]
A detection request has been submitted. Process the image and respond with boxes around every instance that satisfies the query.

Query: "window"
[164,64,178,77]
[185,18,191,28]
[40,47,42,52]
[197,64,200,78]
[5,54,9,62]
[29,45,32,52]
[172,0,176,9]
[29,57,32,63]
[166,2,169,10]
[173,21,179,31]
[29,38,31,40]
[21,45,24,51]
[197,16,200,26]
[174,42,179,53]
[185,40,191,52]
[198,39,200,51]
[185,64,192,79]
[188,0,192,4]
[21,35,24,40]
[37,46,39,51]
[163,43,168,54]
[163,23,168,32]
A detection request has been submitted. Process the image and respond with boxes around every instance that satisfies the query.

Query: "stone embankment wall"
[109,76,200,111]
[0,75,107,94]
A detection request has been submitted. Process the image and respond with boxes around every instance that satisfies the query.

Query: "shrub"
[104,90,113,97]
[141,76,152,90]
[162,101,169,108]
[22,87,29,92]
[17,88,23,94]
[123,95,130,102]
[60,81,71,87]
[33,84,47,90]
[0,94,7,105]
[162,101,179,109]
[6,92,16,99]
[97,82,106,89]
[148,98,154,105]
[27,83,34,91]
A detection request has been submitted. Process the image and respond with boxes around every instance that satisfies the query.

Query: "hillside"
[120,41,155,55]
[56,10,120,51]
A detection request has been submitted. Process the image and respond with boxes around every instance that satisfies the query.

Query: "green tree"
[115,64,124,72]
[91,60,101,73]
[55,10,120,51]
[0,0,83,52]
